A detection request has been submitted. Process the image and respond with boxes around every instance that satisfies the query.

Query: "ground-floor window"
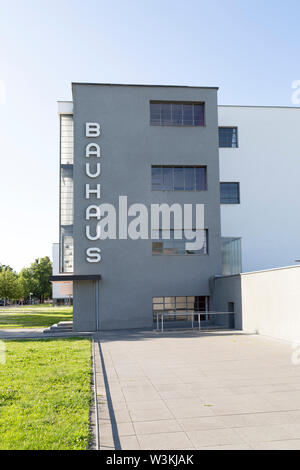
[152,296,209,323]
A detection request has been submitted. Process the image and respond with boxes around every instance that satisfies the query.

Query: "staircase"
[43,321,73,334]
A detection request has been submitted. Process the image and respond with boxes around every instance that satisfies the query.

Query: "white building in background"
[218,105,300,273]
[52,243,73,305]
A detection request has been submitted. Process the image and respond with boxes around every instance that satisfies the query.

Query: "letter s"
[86,247,101,263]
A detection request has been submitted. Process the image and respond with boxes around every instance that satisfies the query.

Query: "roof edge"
[219,104,300,109]
[71,82,219,90]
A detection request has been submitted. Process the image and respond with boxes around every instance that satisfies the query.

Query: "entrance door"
[194,296,209,322]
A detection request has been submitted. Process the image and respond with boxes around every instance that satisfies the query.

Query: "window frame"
[150,101,205,127]
[151,165,207,192]
[220,182,240,204]
[152,295,210,322]
[218,126,239,148]
[152,229,209,256]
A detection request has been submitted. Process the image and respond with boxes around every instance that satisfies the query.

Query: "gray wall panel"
[72,84,222,330]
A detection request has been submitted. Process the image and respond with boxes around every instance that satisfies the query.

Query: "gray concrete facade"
[69,83,222,331]
[212,274,243,330]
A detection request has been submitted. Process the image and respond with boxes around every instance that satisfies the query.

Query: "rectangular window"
[219,127,238,148]
[220,182,240,204]
[152,166,207,191]
[152,229,208,255]
[152,296,209,322]
[150,101,205,126]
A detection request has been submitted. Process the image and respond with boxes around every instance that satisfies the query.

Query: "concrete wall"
[73,280,97,331]
[241,266,300,342]
[212,274,242,329]
[218,105,300,272]
[213,265,300,342]
[72,84,222,330]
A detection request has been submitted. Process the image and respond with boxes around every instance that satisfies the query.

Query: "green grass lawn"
[0,305,73,329]
[0,338,92,450]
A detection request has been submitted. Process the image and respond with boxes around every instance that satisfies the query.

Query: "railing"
[155,311,235,332]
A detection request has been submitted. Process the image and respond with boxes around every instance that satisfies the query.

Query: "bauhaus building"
[51,83,300,332]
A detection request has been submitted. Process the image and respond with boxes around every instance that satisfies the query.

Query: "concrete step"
[43,321,73,334]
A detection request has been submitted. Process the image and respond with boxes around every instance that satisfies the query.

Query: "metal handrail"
[155,311,235,332]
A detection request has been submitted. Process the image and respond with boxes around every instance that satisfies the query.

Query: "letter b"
[86,122,101,137]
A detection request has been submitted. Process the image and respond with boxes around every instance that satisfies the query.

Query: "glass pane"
[172,104,183,125]
[152,242,163,254]
[194,104,204,126]
[150,103,161,125]
[150,102,204,126]
[195,167,206,190]
[152,167,162,190]
[187,303,195,311]
[162,167,173,190]
[195,296,206,311]
[221,237,242,275]
[220,183,239,204]
[176,306,187,313]
[219,127,238,147]
[174,167,184,190]
[183,104,193,125]
[153,304,163,310]
[163,242,175,254]
[60,115,74,164]
[165,297,175,303]
[173,240,185,254]
[184,167,195,190]
[153,297,163,303]
[60,166,73,226]
[161,103,172,125]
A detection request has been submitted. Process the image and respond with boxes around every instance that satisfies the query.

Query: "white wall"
[218,106,300,272]
[241,265,300,343]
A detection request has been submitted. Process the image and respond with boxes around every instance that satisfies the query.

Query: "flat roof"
[71,82,219,90]
[215,264,300,280]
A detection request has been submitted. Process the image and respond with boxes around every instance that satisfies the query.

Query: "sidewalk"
[93,330,300,450]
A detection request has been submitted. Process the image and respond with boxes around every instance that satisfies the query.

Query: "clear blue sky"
[0,0,299,270]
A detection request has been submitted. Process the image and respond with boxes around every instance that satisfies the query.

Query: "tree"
[0,269,18,305]
[0,264,13,273]
[18,268,39,301]
[29,257,52,303]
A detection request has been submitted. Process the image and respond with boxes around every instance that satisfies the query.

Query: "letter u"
[86,224,101,240]
[86,162,101,178]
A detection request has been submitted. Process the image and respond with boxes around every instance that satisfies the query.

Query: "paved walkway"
[94,330,300,450]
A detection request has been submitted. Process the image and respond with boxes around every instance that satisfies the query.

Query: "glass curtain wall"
[60,115,74,273]
[221,237,242,275]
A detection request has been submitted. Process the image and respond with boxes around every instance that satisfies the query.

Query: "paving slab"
[93,330,300,450]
